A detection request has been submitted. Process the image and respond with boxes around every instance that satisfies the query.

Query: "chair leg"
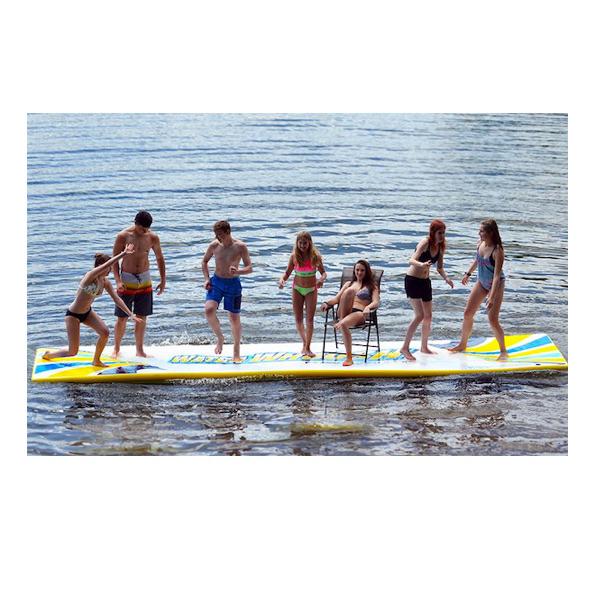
[321,309,329,360]
[375,322,380,353]
[365,322,371,363]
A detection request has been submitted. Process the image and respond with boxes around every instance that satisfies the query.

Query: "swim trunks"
[66,307,92,323]
[404,274,433,302]
[115,270,153,317]
[206,274,242,313]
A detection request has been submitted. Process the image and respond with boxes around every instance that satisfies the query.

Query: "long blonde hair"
[293,231,321,266]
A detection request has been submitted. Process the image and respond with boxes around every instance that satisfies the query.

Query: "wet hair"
[481,218,503,248]
[428,219,447,253]
[293,231,321,266]
[134,211,153,228]
[213,220,231,235]
[94,253,111,268]
[352,259,377,293]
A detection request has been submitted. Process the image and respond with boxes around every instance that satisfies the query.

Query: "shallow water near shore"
[27,113,568,455]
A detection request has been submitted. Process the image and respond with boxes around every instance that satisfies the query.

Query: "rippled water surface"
[27,113,568,455]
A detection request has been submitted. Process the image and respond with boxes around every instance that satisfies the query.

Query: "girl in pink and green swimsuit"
[279,231,327,357]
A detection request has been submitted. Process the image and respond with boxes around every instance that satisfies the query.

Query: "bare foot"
[110,348,121,359]
[342,358,353,367]
[448,345,466,353]
[420,347,436,355]
[214,337,224,355]
[303,348,316,358]
[93,361,108,368]
[497,351,509,361]
[400,348,416,361]
[41,351,51,360]
[136,351,153,358]
[232,357,243,364]
[333,321,343,331]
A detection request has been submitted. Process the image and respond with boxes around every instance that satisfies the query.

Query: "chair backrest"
[340,266,384,289]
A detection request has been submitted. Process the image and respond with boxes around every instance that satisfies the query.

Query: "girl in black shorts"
[400,220,454,361]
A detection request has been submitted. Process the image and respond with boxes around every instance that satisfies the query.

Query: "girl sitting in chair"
[320,259,380,366]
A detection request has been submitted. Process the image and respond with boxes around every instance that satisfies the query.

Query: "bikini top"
[294,258,316,278]
[418,245,440,265]
[356,287,372,301]
[79,279,103,297]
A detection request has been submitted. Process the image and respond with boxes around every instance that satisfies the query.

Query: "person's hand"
[421,260,432,268]
[278,278,285,289]
[461,274,471,286]
[131,315,143,324]
[204,280,211,291]
[124,243,135,254]
[363,307,371,315]
[316,278,324,289]
[155,280,166,295]
[487,295,497,312]
[446,278,455,289]
[321,302,329,312]
[229,265,239,275]
[116,281,125,294]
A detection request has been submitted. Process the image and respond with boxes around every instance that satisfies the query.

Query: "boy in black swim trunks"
[202,220,253,363]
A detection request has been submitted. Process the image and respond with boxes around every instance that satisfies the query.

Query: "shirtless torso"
[203,237,251,280]
[112,225,166,293]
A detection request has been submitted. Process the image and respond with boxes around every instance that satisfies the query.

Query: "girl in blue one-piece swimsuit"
[450,219,508,360]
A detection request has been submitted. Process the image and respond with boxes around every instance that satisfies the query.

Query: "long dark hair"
[352,259,377,293]
[481,219,503,248]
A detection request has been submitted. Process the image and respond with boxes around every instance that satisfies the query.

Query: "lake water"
[27,113,568,455]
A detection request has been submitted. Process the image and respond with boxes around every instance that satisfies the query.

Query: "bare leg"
[134,315,149,357]
[84,310,110,367]
[111,316,128,358]
[420,301,435,353]
[291,289,307,353]
[337,287,356,320]
[449,282,488,352]
[228,311,242,363]
[304,290,318,357]
[205,300,225,354]
[334,310,365,366]
[43,316,81,360]
[401,299,424,361]
[487,280,508,360]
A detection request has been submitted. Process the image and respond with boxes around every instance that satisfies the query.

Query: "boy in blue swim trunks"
[202,220,253,363]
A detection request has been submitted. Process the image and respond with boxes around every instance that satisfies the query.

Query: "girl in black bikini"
[42,244,142,367]
[320,259,380,366]
[400,220,454,361]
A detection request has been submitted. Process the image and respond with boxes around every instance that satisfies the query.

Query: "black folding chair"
[321,267,383,362]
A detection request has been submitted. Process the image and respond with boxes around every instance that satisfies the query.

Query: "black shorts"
[115,290,153,317]
[404,275,432,302]
[66,308,92,323]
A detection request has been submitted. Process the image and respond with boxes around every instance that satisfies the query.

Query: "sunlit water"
[27,113,568,455]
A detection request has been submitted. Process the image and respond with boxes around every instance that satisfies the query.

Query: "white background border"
[7,1,594,598]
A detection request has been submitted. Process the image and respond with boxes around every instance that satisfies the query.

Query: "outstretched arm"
[81,244,135,287]
[104,279,142,322]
